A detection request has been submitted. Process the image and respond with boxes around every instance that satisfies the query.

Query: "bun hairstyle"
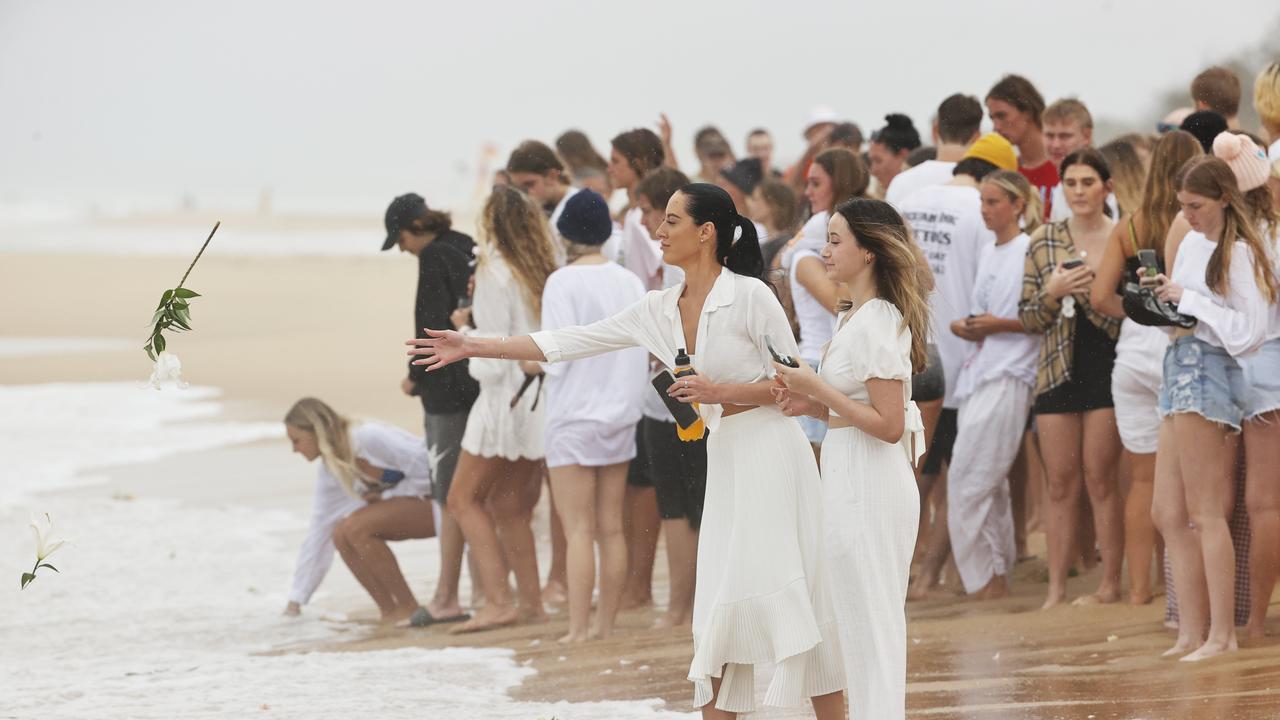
[831,198,933,372]
[871,113,922,154]
[1176,155,1280,303]
[678,182,765,280]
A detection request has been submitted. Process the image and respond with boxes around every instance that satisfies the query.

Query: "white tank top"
[787,211,836,359]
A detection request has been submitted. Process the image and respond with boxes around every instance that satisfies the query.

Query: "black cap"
[720,158,764,195]
[382,193,428,251]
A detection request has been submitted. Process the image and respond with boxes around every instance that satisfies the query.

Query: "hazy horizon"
[3,0,1278,218]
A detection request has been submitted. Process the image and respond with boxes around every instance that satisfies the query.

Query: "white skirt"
[460,378,545,461]
[688,407,845,714]
[821,425,920,720]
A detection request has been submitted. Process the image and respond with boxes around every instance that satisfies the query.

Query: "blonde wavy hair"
[832,198,934,373]
[285,397,365,497]
[982,170,1043,236]
[478,185,560,315]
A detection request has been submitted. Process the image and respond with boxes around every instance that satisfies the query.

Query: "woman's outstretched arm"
[407,329,546,371]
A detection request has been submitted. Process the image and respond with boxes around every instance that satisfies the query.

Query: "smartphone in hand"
[1062,258,1085,270]
[764,334,800,368]
[651,370,702,429]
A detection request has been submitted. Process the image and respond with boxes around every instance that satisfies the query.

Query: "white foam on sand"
[0,383,693,720]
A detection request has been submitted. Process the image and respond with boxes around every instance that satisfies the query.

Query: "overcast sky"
[2,0,1277,216]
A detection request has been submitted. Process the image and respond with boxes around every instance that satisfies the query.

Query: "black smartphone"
[764,334,800,368]
[1137,249,1159,278]
[1062,258,1085,270]
[651,370,702,429]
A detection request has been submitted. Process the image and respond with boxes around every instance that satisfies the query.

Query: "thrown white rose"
[147,351,189,390]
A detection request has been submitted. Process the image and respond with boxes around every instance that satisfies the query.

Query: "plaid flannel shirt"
[1018,221,1121,396]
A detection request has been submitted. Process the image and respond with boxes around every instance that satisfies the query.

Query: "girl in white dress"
[446,186,560,634]
[410,183,846,719]
[282,398,436,624]
[773,197,931,720]
[542,190,649,642]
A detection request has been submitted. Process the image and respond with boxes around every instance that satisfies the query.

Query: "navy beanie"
[556,189,613,246]
[1180,111,1228,153]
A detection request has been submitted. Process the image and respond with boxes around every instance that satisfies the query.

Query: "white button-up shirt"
[531,266,798,432]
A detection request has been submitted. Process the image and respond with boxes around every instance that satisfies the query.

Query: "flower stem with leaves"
[145,221,220,361]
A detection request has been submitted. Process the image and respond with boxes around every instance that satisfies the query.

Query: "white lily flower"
[29,512,69,562]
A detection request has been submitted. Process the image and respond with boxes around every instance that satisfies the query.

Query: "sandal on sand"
[408,607,471,628]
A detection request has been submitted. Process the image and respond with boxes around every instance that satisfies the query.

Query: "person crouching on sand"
[282,397,448,626]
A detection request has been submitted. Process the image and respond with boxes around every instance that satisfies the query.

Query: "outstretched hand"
[407,328,469,371]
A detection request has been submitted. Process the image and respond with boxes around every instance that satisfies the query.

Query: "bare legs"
[427,507,467,619]
[1123,450,1162,605]
[1173,413,1239,661]
[446,451,546,633]
[911,398,943,561]
[543,474,569,606]
[656,517,699,628]
[548,462,629,643]
[907,469,951,600]
[1038,409,1124,609]
[332,497,436,623]
[1152,420,1207,656]
[1245,413,1280,639]
[621,484,660,609]
[698,673,845,720]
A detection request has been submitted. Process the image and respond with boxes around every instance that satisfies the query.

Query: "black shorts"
[1033,315,1117,415]
[921,407,957,475]
[633,417,707,530]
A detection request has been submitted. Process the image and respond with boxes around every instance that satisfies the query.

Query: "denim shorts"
[1157,335,1247,431]
[1242,338,1280,420]
[798,356,828,445]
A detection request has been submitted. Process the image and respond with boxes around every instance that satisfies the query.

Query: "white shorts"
[1112,361,1161,455]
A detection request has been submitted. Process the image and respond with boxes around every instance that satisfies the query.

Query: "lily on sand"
[22,513,70,590]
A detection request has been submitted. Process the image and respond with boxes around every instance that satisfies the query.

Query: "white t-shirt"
[885,160,956,210]
[541,262,648,464]
[620,206,663,290]
[1170,231,1270,356]
[898,184,991,408]
[548,186,581,266]
[786,211,836,360]
[1048,185,1119,223]
[953,233,1039,403]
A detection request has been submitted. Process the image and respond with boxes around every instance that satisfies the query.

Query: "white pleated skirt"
[688,407,846,714]
[820,425,920,720]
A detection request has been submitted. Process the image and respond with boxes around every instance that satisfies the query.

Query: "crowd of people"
[277,63,1280,718]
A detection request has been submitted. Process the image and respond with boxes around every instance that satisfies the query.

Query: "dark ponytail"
[679,182,765,280]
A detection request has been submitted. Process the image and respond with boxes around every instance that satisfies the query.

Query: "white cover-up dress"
[531,266,845,713]
[818,299,924,720]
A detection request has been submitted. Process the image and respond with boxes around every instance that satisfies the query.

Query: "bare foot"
[426,600,464,620]
[975,575,1008,600]
[518,605,549,625]
[1040,589,1067,611]
[619,594,653,611]
[1245,623,1267,642]
[587,625,612,641]
[558,631,588,644]
[906,577,936,602]
[542,581,568,606]
[653,611,691,630]
[448,605,518,634]
[1128,591,1154,606]
[1072,591,1120,606]
[1180,635,1238,662]
[1161,636,1197,657]
[381,606,419,625]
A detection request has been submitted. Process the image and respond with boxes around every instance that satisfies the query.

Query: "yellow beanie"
[963,133,1018,171]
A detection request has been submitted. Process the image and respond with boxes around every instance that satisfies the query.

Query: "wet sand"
[7,251,1280,718]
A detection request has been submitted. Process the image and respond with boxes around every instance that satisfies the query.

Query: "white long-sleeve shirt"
[288,421,432,606]
[1171,231,1270,357]
[532,266,799,433]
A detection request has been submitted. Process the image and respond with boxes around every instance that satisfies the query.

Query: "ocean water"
[0,382,693,719]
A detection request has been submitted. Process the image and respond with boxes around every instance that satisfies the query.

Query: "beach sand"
[6,251,1280,718]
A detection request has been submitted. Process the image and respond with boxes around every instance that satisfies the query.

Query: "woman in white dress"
[445,186,560,634]
[541,190,649,642]
[773,197,930,720]
[410,183,846,718]
[281,397,436,624]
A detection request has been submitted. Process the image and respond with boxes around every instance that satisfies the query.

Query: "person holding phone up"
[408,183,847,718]
[1018,149,1124,610]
